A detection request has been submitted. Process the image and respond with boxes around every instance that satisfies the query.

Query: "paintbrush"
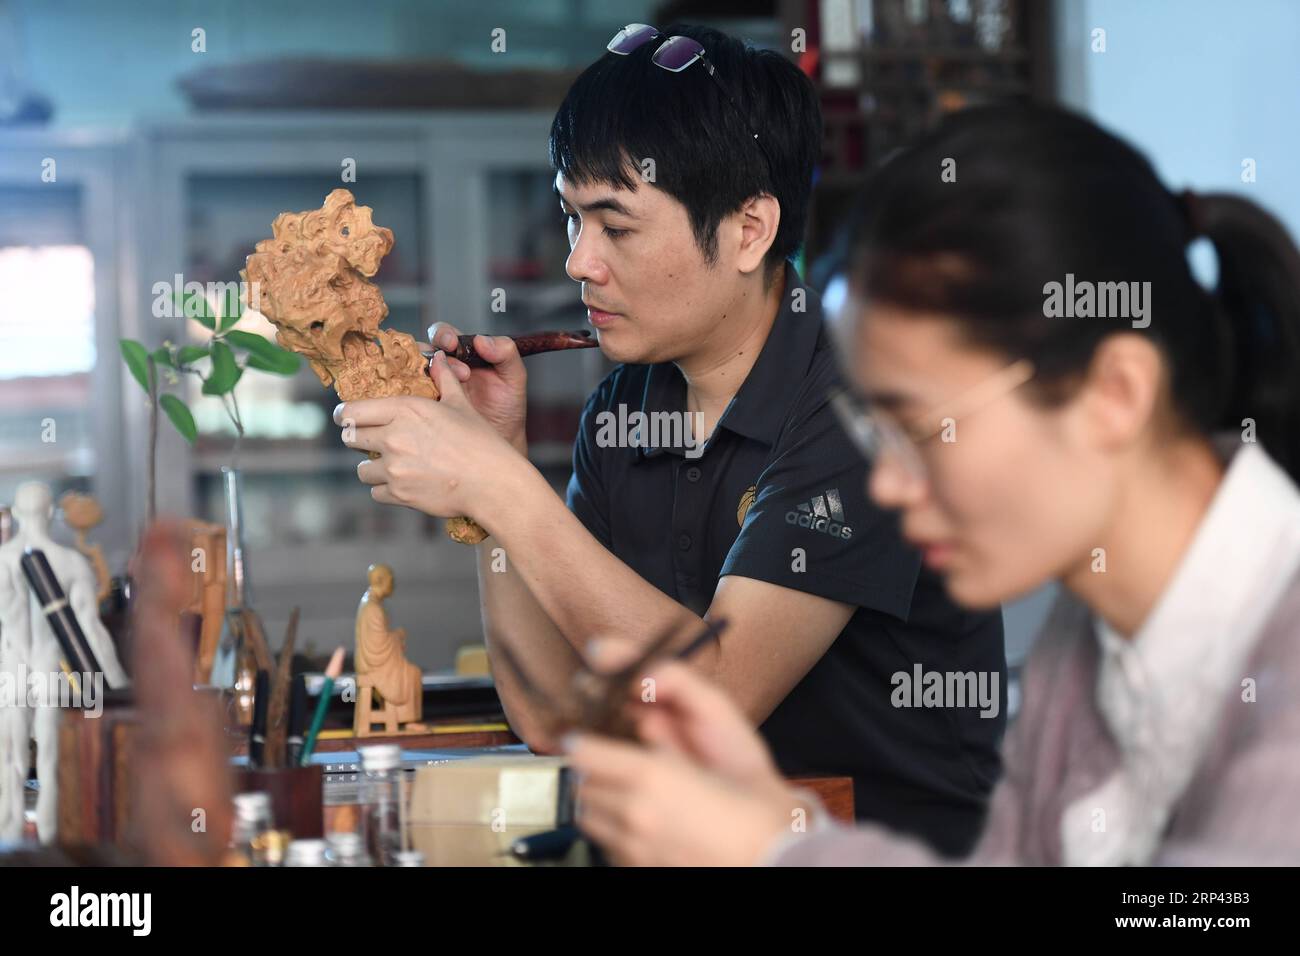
[285,674,309,767]
[248,669,269,768]
[421,329,597,368]
[493,615,727,741]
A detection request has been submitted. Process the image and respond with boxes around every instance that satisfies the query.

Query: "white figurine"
[0,482,129,844]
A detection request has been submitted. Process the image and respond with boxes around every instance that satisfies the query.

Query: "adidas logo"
[785,489,854,539]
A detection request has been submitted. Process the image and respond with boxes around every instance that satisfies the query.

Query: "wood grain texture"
[261,607,299,768]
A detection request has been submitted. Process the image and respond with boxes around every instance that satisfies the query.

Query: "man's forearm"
[474,536,584,749]
[479,465,701,655]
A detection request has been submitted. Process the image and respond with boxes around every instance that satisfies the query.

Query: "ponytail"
[838,105,1300,487]
[1193,193,1300,483]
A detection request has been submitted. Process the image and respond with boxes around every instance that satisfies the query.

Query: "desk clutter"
[0,506,535,863]
[227,746,581,867]
[1,458,858,868]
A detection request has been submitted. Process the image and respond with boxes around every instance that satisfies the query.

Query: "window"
[0,243,97,494]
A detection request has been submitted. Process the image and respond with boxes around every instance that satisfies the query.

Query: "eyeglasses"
[830,359,1036,481]
[606,23,776,183]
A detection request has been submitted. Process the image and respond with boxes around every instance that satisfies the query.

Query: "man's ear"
[734,194,781,275]
[1073,333,1165,452]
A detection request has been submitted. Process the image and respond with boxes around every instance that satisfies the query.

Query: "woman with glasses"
[564,104,1300,866]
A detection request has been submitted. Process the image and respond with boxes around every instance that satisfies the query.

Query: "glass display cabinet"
[130,113,608,662]
[0,129,131,558]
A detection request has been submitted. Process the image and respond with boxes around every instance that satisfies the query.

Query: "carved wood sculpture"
[58,491,111,604]
[240,188,486,544]
[183,519,227,684]
[354,563,425,736]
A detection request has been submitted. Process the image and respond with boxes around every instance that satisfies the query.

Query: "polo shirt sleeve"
[564,377,614,550]
[719,372,921,622]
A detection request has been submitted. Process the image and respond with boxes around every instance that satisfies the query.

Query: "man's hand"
[334,351,526,520]
[428,322,529,454]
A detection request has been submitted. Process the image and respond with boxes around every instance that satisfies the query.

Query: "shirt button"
[677,533,693,551]
[685,466,702,482]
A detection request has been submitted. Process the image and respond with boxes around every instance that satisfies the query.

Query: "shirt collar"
[1069,442,1300,865]
[1095,440,1300,677]
[638,262,822,458]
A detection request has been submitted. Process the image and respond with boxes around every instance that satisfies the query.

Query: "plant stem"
[146,356,158,527]
[227,386,245,469]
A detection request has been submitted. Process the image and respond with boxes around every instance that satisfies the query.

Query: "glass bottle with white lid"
[230,792,274,866]
[359,744,403,866]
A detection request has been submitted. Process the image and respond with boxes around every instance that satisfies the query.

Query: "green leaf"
[244,352,295,375]
[218,288,244,332]
[177,344,209,366]
[158,394,198,443]
[119,339,151,392]
[202,341,241,395]
[175,290,216,330]
[226,330,300,375]
[151,347,175,369]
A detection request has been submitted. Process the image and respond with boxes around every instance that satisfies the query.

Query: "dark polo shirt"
[565,264,1007,857]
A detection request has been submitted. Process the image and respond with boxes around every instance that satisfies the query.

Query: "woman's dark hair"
[549,23,822,280]
[838,104,1300,482]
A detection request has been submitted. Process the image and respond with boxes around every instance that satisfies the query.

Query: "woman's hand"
[599,648,784,792]
[565,653,813,866]
[566,732,808,866]
[428,322,529,454]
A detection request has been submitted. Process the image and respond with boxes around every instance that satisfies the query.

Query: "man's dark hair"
[549,23,822,279]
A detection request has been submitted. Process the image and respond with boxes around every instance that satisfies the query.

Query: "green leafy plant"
[121,287,300,442]
[120,287,301,522]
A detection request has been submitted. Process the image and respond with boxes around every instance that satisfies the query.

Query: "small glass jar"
[231,792,274,866]
[285,838,329,867]
[359,744,403,866]
[325,830,372,867]
[263,830,291,866]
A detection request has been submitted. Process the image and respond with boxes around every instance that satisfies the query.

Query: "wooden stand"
[354,676,399,736]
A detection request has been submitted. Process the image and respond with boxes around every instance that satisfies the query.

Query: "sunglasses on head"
[606,23,776,181]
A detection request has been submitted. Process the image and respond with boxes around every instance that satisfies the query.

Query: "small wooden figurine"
[58,491,111,605]
[353,563,424,736]
[182,519,227,685]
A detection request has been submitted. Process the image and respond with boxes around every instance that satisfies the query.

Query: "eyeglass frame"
[830,358,1037,480]
[605,23,778,185]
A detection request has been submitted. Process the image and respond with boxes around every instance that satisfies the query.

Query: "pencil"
[298,647,345,767]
